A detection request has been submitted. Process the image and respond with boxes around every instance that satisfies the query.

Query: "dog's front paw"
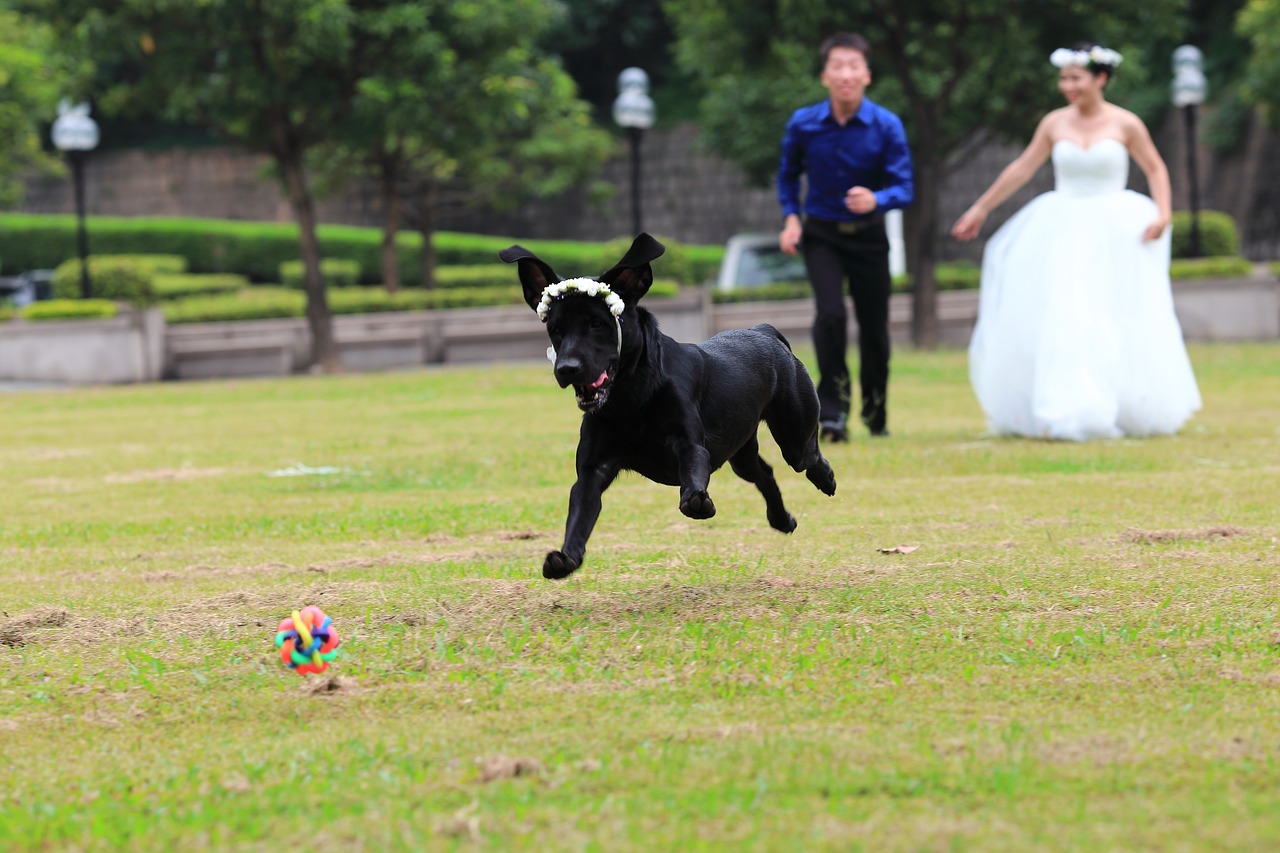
[806,459,837,496]
[680,490,716,520]
[768,510,798,534]
[543,550,581,580]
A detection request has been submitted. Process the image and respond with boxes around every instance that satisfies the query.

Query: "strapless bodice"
[1052,138,1129,197]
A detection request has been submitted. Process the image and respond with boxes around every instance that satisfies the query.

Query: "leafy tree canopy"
[1237,0,1280,126]
[0,6,81,209]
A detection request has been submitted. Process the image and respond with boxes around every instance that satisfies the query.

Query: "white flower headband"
[536,276,625,322]
[537,276,626,362]
[1050,46,1123,69]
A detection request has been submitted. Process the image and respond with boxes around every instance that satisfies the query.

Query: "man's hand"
[845,186,878,215]
[779,217,803,256]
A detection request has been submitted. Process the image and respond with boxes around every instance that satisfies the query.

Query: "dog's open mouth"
[574,367,614,411]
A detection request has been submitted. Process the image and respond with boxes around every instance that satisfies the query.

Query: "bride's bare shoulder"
[1108,105,1152,141]
[1037,108,1071,138]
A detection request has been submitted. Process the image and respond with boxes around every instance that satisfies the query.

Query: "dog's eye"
[589,317,604,330]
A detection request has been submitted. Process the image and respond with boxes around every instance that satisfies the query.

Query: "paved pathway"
[0,380,73,393]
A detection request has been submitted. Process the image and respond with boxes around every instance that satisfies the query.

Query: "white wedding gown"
[969,138,1202,440]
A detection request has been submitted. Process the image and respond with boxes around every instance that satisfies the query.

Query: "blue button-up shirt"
[777,97,914,222]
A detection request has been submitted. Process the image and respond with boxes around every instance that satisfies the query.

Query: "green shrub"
[431,264,518,289]
[327,287,435,315]
[85,254,188,274]
[1170,210,1239,258]
[712,281,810,304]
[0,212,726,288]
[50,257,156,304]
[162,287,306,324]
[0,305,14,321]
[153,273,250,300]
[279,258,362,289]
[686,244,724,284]
[163,280,680,323]
[21,299,119,321]
[1169,255,1254,280]
[1271,262,1280,279]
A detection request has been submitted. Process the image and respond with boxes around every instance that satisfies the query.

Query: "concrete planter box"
[3,277,1275,385]
[1170,276,1280,341]
[162,290,710,378]
[0,307,164,383]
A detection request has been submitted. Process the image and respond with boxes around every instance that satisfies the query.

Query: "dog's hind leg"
[729,436,797,533]
[763,366,837,498]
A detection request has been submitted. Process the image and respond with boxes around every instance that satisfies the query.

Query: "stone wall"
[16,113,1276,260]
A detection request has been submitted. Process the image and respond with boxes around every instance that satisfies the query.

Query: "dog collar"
[538,277,624,359]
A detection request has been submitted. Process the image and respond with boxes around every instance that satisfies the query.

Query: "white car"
[716,209,905,292]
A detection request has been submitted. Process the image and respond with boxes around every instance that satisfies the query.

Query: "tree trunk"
[908,115,941,349]
[417,177,438,291]
[379,159,401,293]
[279,152,341,372]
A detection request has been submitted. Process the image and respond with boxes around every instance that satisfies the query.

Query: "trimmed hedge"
[162,280,681,324]
[710,262,982,303]
[51,257,156,304]
[91,254,188,274]
[1171,210,1239,258]
[1168,255,1253,280]
[279,258,362,289]
[153,273,250,300]
[21,299,119,321]
[0,213,720,286]
[431,264,522,289]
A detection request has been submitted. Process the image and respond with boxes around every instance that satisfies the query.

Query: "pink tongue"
[588,371,608,390]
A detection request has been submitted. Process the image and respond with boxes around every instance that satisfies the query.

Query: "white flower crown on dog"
[1050,46,1123,69]
[536,277,625,322]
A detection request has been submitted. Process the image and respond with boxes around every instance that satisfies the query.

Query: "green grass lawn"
[1,343,1278,851]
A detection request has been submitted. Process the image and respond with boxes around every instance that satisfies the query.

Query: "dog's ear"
[499,245,561,312]
[598,233,666,303]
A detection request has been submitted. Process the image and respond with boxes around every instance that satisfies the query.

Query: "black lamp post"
[612,67,655,237]
[1171,46,1208,259]
[51,100,100,298]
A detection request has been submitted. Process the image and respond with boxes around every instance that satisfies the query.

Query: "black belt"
[835,216,884,235]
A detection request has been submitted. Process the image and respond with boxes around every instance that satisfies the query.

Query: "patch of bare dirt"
[1120,525,1249,544]
[1035,735,1132,767]
[477,755,543,782]
[496,530,542,541]
[300,675,360,696]
[0,606,70,647]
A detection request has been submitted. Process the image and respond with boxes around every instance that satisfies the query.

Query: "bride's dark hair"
[1073,41,1118,86]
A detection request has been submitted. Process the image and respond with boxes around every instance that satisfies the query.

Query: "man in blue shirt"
[778,32,914,440]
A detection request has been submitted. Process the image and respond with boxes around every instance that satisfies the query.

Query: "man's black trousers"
[801,216,891,434]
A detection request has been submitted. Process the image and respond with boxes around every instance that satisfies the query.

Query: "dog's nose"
[554,357,583,388]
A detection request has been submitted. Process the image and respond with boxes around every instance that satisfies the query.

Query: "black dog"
[499,233,837,579]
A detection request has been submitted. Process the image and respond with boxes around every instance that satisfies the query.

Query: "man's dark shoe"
[820,418,848,443]
[869,427,891,438]
[860,392,887,437]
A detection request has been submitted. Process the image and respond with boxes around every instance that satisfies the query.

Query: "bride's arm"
[951,114,1056,241]
[1125,116,1173,241]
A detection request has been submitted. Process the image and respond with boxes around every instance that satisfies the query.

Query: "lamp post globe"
[52,100,100,299]
[612,67,655,236]
[1170,47,1207,258]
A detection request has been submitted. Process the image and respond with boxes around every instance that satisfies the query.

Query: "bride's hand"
[1143,217,1170,242]
[951,207,987,241]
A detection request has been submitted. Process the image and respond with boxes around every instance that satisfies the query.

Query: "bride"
[951,44,1201,441]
